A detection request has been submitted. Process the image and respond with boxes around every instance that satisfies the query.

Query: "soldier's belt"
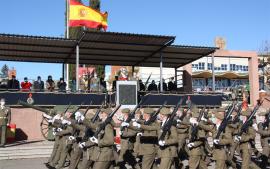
[140,136,158,144]
[0,117,7,119]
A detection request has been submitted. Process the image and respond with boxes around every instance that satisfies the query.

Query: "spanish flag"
[69,0,108,30]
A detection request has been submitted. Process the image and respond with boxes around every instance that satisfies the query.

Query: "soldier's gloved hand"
[137,132,143,136]
[190,118,198,125]
[69,136,75,141]
[131,118,137,122]
[53,131,56,136]
[43,113,52,119]
[158,140,165,146]
[176,119,181,124]
[132,121,141,128]
[234,135,241,142]
[62,119,71,125]
[121,122,129,127]
[90,137,98,144]
[252,124,258,131]
[119,130,123,136]
[187,143,195,148]
[48,119,53,124]
[213,139,220,145]
[79,115,85,122]
[79,142,86,149]
[201,116,207,122]
[57,128,62,132]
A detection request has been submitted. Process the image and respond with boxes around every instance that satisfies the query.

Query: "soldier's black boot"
[260,155,268,169]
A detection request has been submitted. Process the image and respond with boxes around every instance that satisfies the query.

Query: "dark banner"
[110,92,222,107]
[0,92,107,106]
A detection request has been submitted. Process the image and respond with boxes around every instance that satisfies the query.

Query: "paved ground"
[0,158,214,169]
[0,158,53,169]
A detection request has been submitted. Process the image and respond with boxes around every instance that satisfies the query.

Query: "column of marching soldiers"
[36,97,270,169]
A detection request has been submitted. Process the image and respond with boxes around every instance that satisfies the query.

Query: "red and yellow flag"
[69,0,108,30]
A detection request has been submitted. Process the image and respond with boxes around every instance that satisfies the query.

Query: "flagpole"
[66,0,70,90]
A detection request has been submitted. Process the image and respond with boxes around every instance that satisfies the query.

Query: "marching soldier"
[65,111,86,169]
[255,110,270,168]
[0,98,11,147]
[175,108,190,168]
[44,112,64,169]
[132,108,158,169]
[187,107,207,169]
[234,108,260,169]
[117,108,140,169]
[51,107,75,169]
[198,108,232,169]
[79,110,100,169]
[90,108,115,169]
[134,107,178,169]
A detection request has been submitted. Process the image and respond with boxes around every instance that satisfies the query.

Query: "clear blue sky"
[0,0,269,81]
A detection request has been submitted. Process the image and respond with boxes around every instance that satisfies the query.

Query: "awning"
[0,31,217,68]
[192,70,248,79]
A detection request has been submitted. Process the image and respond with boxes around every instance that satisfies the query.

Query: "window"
[198,62,205,70]
[239,65,242,71]
[221,64,227,71]
[230,64,236,71]
[192,64,198,70]
[208,63,212,70]
[236,65,239,71]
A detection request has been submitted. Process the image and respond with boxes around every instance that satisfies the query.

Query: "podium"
[116,81,138,108]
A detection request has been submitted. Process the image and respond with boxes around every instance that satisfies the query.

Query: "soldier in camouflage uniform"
[0,98,11,147]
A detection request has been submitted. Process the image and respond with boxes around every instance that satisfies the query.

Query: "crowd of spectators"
[2,74,178,93]
[3,75,68,93]
[112,75,177,92]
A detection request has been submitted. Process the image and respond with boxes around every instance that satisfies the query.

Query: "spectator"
[112,76,118,91]
[168,77,177,91]
[70,78,76,92]
[33,76,44,92]
[21,77,32,91]
[7,75,20,90]
[57,78,67,92]
[139,79,145,91]
[158,79,168,91]
[147,80,158,91]
[100,77,107,92]
[46,75,55,92]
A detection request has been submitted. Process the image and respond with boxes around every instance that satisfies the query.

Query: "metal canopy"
[0,31,217,68]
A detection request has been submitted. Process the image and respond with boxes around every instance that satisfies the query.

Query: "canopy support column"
[62,64,65,79]
[175,67,177,89]
[76,44,80,91]
[212,54,215,91]
[160,52,163,93]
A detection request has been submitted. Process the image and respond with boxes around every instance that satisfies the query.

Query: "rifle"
[120,100,143,131]
[63,103,72,115]
[83,101,93,116]
[232,102,243,123]
[144,101,167,125]
[144,73,152,91]
[237,100,263,136]
[70,102,85,118]
[189,106,205,143]
[159,98,184,141]
[94,104,121,138]
[215,102,236,139]
[262,110,270,129]
[91,102,105,123]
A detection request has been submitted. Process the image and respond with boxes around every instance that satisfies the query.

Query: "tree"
[67,0,105,80]
[90,0,100,10]
[1,64,9,77]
